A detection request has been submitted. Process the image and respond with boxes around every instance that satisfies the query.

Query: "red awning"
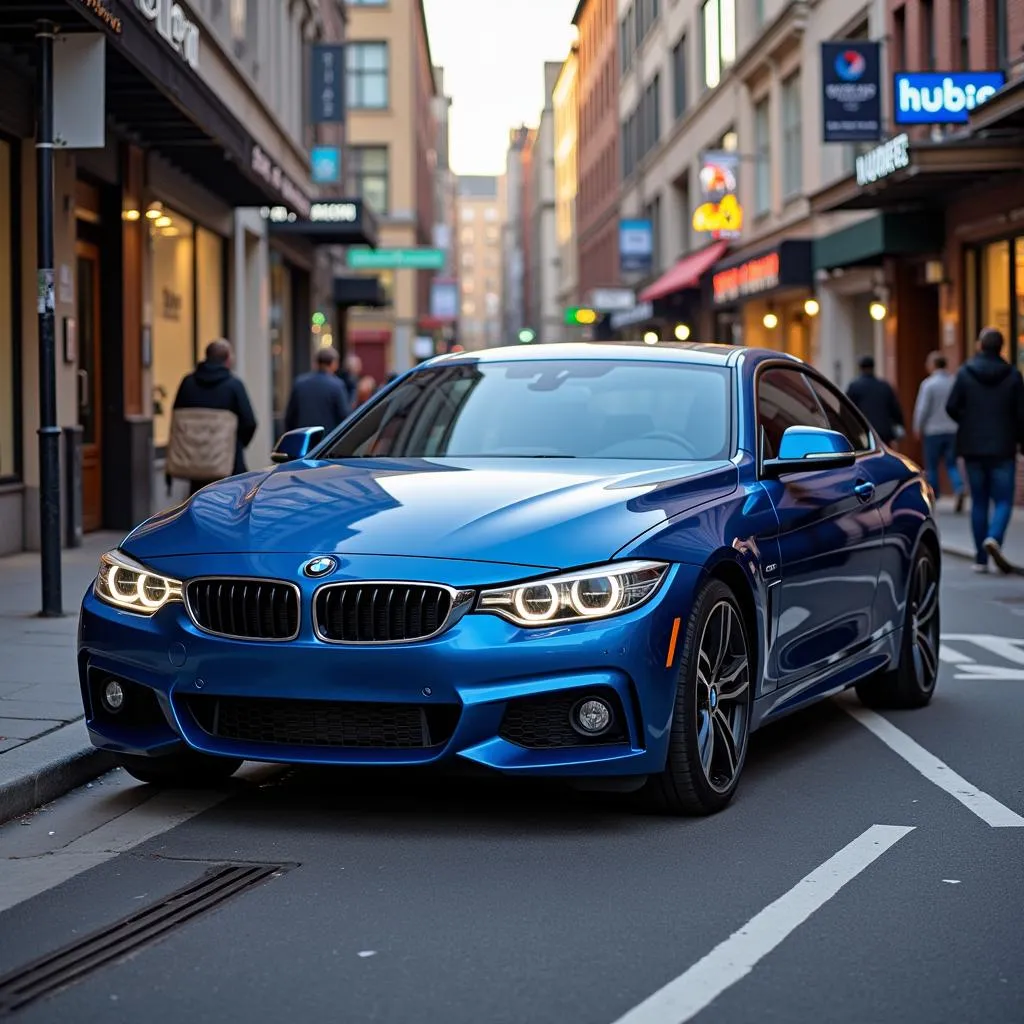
[638,241,729,303]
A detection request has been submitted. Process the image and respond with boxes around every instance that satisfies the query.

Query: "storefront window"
[1016,239,1024,373]
[270,252,293,432]
[151,207,195,449]
[0,139,14,480]
[981,240,1012,360]
[196,227,225,349]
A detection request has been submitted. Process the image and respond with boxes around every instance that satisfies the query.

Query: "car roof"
[427,342,802,369]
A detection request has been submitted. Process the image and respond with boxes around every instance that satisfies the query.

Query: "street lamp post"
[36,21,62,617]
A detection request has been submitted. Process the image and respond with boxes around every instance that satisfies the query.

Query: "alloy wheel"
[909,553,940,692]
[695,600,751,794]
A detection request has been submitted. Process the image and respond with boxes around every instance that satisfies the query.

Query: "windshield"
[322,359,732,461]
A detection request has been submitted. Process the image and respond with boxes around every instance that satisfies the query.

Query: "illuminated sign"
[895,72,1005,125]
[310,202,357,223]
[692,194,744,238]
[77,0,123,32]
[855,134,910,187]
[713,252,781,304]
[134,0,199,69]
[565,307,598,325]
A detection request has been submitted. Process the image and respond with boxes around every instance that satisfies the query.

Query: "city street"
[2,554,1023,1024]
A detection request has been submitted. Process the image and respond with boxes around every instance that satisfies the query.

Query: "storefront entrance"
[76,242,103,532]
[967,238,1024,371]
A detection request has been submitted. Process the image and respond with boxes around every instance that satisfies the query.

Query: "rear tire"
[644,579,754,815]
[115,750,243,787]
[856,544,940,710]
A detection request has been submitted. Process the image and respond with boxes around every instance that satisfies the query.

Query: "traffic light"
[518,328,536,343]
[564,306,598,326]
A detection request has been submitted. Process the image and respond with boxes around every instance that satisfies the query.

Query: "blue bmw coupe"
[78,343,940,814]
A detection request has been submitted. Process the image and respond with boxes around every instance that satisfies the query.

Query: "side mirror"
[271,426,325,464]
[762,426,856,478]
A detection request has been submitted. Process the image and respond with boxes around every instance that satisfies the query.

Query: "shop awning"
[268,199,379,248]
[969,76,1024,132]
[813,212,945,271]
[0,0,312,216]
[334,275,386,308]
[639,241,729,303]
[809,135,1024,215]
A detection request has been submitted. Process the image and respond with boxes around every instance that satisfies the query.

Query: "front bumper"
[78,560,702,777]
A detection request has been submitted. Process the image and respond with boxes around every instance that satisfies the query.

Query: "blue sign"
[894,71,1006,125]
[821,41,881,143]
[311,146,341,184]
[620,219,653,275]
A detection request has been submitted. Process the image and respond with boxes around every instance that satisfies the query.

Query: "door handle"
[78,369,89,411]
[853,480,875,502]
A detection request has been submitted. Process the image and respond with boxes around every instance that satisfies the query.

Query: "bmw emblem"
[303,556,338,579]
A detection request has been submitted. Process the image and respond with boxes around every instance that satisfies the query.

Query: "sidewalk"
[0,532,121,822]
[933,496,1024,566]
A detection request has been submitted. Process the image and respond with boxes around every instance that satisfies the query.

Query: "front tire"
[115,749,243,787]
[645,579,753,815]
[856,544,940,710]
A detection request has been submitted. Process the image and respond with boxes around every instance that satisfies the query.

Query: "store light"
[869,301,887,321]
[311,323,321,335]
[763,312,779,329]
[673,323,691,341]
[321,334,333,347]
[145,203,163,220]
[160,227,179,237]
[643,331,659,345]
[803,298,820,317]
[154,215,172,228]
[122,209,141,222]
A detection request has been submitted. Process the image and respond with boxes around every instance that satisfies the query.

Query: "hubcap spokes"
[911,556,939,689]
[696,601,751,793]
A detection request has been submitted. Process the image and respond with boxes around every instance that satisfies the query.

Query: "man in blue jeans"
[913,351,964,511]
[946,328,1024,573]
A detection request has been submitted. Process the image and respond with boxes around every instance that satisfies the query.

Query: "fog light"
[573,697,612,736]
[103,679,125,712]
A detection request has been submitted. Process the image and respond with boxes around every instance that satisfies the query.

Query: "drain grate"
[0,863,289,1017]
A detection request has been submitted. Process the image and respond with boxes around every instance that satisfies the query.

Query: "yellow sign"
[692,194,743,237]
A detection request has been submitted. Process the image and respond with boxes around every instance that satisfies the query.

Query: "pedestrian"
[946,327,1024,574]
[846,355,905,446]
[284,346,350,435]
[166,339,257,497]
[339,352,362,399]
[355,375,378,406]
[912,351,965,512]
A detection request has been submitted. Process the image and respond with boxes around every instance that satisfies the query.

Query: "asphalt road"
[2,556,1024,1024]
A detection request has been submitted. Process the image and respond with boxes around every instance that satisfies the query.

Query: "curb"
[0,719,116,824]
[940,541,975,561]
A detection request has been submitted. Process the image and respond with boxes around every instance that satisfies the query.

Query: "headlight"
[477,560,669,627]
[94,550,183,615]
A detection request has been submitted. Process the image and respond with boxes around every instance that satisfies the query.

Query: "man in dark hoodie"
[946,327,1024,573]
[846,354,905,445]
[170,339,258,495]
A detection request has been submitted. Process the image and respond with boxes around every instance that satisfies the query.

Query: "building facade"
[343,0,437,383]
[574,0,620,302]
[456,176,504,349]
[554,44,580,331]
[500,127,531,342]
[527,63,562,343]
[0,0,369,556]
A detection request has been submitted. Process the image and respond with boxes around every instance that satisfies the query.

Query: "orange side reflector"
[665,617,681,668]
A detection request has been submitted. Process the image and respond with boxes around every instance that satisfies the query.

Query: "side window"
[757,368,829,460]
[807,377,872,452]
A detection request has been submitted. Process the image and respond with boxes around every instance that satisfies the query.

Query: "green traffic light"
[312,311,327,327]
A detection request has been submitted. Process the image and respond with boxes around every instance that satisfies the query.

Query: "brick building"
[573,0,620,301]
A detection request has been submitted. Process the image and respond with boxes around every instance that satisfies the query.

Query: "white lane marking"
[609,824,914,1024]
[843,704,1024,828]
[938,644,973,665]
[953,665,1024,681]
[942,634,1024,666]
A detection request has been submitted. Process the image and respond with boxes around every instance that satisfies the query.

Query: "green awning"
[813,211,944,271]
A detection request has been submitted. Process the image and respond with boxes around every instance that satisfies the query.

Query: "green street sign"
[347,248,445,270]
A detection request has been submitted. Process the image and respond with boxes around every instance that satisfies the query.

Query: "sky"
[422,0,578,176]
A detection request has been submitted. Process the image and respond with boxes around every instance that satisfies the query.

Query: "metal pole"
[36,21,62,617]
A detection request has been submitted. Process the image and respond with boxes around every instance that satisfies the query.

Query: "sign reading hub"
[894,71,1005,125]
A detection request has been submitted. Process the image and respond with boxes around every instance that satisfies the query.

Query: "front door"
[77,241,102,531]
[756,365,884,686]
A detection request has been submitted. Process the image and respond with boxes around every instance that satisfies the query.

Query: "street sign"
[311,146,341,184]
[347,248,445,270]
[587,288,635,312]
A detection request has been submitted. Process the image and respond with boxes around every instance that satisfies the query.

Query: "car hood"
[123,457,737,571]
